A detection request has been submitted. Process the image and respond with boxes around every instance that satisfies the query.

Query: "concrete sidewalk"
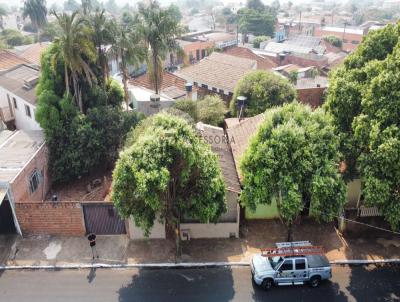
[1,220,400,267]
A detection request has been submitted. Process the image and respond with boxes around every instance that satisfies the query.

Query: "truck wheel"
[261,278,273,290]
[309,276,321,288]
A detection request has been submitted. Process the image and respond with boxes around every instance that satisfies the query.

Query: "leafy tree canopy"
[240,102,346,239]
[323,35,342,48]
[231,70,297,117]
[252,35,270,48]
[237,8,276,37]
[325,23,400,230]
[325,23,400,180]
[35,42,142,183]
[173,95,226,126]
[112,113,226,253]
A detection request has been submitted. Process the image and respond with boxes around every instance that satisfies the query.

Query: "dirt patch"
[46,168,112,201]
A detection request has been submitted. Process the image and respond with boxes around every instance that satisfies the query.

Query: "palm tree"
[89,9,115,84]
[137,0,183,95]
[109,22,146,111]
[81,0,92,15]
[52,11,97,113]
[22,0,48,42]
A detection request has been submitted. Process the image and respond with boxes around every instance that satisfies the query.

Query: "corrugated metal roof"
[0,130,44,183]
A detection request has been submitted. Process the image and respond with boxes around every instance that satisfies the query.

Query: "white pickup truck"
[251,241,332,290]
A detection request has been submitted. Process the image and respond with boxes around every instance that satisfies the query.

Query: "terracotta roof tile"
[196,122,241,193]
[224,47,277,69]
[0,50,30,71]
[11,42,50,66]
[129,71,189,92]
[175,52,256,93]
[226,114,265,180]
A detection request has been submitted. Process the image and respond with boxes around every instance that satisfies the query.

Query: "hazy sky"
[0,0,349,9]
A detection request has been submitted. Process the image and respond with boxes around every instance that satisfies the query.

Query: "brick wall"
[15,201,86,236]
[10,145,50,203]
[297,87,326,108]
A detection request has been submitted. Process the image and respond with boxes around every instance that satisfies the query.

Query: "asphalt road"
[0,265,399,302]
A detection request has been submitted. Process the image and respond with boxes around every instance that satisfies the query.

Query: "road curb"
[0,262,249,270]
[0,259,400,270]
[330,259,400,265]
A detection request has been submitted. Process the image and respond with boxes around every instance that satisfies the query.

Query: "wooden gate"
[83,204,126,235]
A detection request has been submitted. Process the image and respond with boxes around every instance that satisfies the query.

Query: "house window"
[29,169,42,193]
[212,87,218,92]
[25,105,31,118]
[351,40,359,45]
[201,84,208,89]
[13,97,17,109]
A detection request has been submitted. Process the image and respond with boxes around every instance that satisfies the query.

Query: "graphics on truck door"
[294,258,308,282]
[275,259,295,283]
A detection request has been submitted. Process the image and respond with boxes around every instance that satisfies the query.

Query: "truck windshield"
[269,256,283,270]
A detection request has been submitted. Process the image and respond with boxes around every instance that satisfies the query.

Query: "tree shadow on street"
[118,267,235,302]
[347,264,400,302]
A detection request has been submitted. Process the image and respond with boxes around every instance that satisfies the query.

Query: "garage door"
[83,204,126,235]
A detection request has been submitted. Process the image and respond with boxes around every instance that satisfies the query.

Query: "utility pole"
[342,22,348,41]
[298,10,302,33]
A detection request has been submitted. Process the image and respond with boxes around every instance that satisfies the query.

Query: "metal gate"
[83,204,126,235]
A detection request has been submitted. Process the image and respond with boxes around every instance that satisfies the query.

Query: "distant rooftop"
[175,52,256,93]
[0,130,44,184]
[0,64,40,105]
[296,76,328,89]
[285,35,322,49]
[320,26,364,35]
[224,47,277,69]
[11,42,50,66]
[263,41,317,55]
[0,50,30,71]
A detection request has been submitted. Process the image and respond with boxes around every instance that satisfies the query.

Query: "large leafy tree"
[52,11,96,113]
[109,21,146,111]
[351,46,400,230]
[22,0,48,42]
[36,43,141,182]
[325,24,400,181]
[112,113,226,256]
[240,102,346,240]
[237,8,275,38]
[137,0,183,95]
[174,95,226,126]
[326,23,400,230]
[230,70,297,117]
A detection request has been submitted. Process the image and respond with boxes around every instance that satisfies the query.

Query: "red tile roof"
[224,47,278,69]
[0,50,30,71]
[11,42,50,66]
[129,71,189,92]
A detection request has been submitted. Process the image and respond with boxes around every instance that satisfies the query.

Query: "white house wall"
[0,87,41,131]
[128,216,166,239]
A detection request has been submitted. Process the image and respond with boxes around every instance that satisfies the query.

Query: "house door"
[0,198,16,234]
[83,204,126,235]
